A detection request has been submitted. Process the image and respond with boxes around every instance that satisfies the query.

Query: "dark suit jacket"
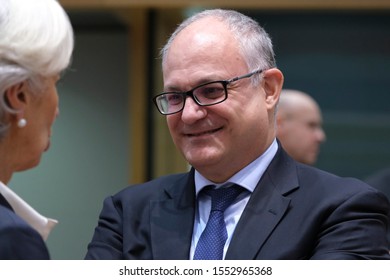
[85,147,390,259]
[366,167,390,202]
[0,193,50,260]
[365,167,390,244]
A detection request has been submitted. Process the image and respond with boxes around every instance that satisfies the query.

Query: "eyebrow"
[164,75,228,92]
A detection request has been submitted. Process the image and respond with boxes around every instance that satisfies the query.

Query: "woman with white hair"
[0,0,74,259]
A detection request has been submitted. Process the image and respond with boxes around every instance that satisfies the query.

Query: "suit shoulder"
[0,205,45,236]
[0,205,49,260]
[0,204,28,227]
[296,163,381,195]
[112,172,191,199]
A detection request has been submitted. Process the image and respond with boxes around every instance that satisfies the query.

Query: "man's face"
[162,18,279,182]
[277,102,325,165]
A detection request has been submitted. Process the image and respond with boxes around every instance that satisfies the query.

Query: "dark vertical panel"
[146,9,157,181]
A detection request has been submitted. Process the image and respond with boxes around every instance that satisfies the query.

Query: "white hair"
[160,9,276,85]
[0,0,74,138]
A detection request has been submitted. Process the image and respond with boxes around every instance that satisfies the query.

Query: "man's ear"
[262,68,284,109]
[4,82,27,110]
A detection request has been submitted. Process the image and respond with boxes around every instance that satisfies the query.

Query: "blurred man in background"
[276,89,326,165]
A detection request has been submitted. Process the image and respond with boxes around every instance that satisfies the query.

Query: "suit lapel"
[150,170,196,260]
[226,147,299,259]
[0,193,12,211]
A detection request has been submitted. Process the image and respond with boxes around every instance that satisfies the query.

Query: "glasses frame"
[153,68,264,115]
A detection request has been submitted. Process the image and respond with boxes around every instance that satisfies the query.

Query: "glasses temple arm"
[227,69,263,83]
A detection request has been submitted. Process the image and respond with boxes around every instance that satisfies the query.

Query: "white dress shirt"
[190,139,278,259]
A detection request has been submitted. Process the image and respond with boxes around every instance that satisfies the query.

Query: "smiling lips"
[185,127,223,137]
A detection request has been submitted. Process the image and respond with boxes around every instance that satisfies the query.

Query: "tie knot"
[203,184,244,212]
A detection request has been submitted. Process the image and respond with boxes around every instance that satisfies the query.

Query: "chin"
[17,162,41,172]
[186,153,220,170]
[19,154,44,172]
[44,139,51,152]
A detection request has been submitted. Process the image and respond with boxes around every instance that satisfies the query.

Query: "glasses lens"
[154,82,228,115]
[194,82,226,105]
[156,93,184,114]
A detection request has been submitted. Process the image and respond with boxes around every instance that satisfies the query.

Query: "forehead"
[295,103,322,123]
[163,17,247,80]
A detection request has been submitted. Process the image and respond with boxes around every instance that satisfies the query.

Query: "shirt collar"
[0,180,58,241]
[195,138,278,195]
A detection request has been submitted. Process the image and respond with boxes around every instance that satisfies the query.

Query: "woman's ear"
[262,68,284,109]
[4,82,27,110]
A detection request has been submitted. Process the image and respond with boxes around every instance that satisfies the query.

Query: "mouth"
[186,127,223,137]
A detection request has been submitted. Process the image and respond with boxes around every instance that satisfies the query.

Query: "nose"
[316,127,326,143]
[180,96,207,124]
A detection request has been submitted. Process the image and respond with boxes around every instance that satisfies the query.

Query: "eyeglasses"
[152,69,264,115]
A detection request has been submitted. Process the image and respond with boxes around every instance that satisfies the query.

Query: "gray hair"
[160,9,276,84]
[0,0,74,138]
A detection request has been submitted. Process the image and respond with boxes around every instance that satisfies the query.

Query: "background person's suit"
[86,146,390,259]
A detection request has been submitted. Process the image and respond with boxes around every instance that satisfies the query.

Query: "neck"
[0,172,12,185]
[0,146,14,184]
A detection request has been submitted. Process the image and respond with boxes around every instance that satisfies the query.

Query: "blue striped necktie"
[193,184,244,260]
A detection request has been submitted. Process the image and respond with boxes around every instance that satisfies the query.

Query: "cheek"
[48,93,59,122]
[166,116,179,137]
[51,105,59,122]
